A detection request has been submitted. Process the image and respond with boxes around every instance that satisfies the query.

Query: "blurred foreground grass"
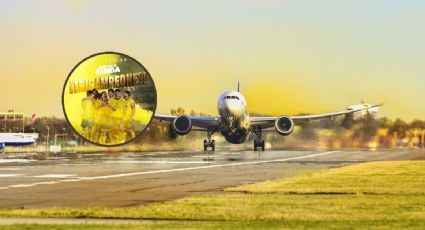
[1,160,425,229]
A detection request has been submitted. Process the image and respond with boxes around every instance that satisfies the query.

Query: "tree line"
[2,107,423,148]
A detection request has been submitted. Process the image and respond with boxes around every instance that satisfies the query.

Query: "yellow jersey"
[124,98,136,121]
[97,101,113,127]
[109,97,126,118]
[81,97,95,120]
[93,99,104,121]
[97,102,113,117]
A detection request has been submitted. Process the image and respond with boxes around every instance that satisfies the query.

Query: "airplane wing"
[250,104,383,129]
[154,114,220,130]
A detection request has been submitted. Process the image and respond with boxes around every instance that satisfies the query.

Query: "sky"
[0,0,424,121]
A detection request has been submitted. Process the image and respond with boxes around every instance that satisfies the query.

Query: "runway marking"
[191,155,213,158]
[0,174,24,178]
[0,168,21,171]
[83,153,106,156]
[0,151,339,190]
[8,181,60,188]
[191,154,236,158]
[0,159,35,164]
[33,174,77,178]
[104,160,212,164]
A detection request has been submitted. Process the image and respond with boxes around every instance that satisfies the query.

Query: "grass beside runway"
[3,221,425,230]
[1,160,425,229]
[227,160,425,195]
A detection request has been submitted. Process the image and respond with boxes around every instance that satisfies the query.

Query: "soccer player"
[123,90,136,141]
[109,89,126,143]
[108,88,115,99]
[81,90,94,139]
[92,88,99,100]
[90,89,102,142]
[96,91,114,144]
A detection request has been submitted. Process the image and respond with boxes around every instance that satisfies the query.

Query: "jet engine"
[172,115,192,135]
[275,116,294,136]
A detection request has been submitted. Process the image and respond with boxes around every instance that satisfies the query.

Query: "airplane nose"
[224,100,244,117]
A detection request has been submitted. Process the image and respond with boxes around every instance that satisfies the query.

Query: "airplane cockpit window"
[224,96,240,100]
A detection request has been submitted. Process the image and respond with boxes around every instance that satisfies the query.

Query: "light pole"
[62,128,66,144]
[46,126,50,147]
[421,130,425,148]
[73,134,79,152]
[4,114,7,133]
[54,128,67,146]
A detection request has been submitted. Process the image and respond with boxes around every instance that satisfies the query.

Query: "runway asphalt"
[0,149,424,208]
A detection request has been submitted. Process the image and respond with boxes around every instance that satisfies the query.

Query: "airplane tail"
[237,81,240,92]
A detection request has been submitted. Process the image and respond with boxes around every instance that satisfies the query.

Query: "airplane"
[154,82,382,151]
[0,133,38,150]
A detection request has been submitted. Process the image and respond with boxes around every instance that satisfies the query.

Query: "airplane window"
[231,96,236,99]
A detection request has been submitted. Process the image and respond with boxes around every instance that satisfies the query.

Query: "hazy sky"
[1,0,424,121]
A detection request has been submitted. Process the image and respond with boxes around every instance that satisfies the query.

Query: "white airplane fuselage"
[0,133,38,149]
[217,91,251,144]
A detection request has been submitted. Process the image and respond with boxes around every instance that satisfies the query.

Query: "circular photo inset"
[62,52,157,146]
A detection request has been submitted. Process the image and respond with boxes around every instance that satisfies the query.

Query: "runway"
[0,149,423,208]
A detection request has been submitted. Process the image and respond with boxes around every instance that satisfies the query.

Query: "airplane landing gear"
[254,140,265,151]
[253,127,265,151]
[204,129,215,151]
[204,140,215,151]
